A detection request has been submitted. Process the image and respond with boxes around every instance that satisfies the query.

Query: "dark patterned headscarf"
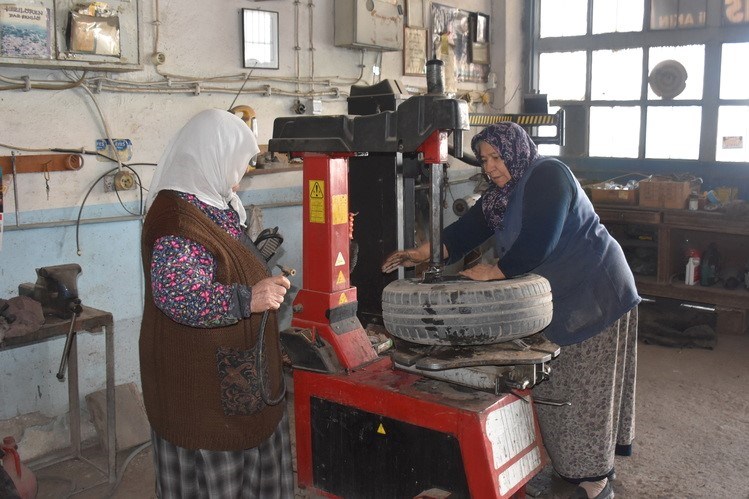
[470,122,539,230]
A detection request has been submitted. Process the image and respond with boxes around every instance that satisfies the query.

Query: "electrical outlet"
[114,171,135,190]
[103,171,136,192]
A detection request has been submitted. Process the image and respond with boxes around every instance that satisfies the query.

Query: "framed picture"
[403,26,427,76]
[471,12,489,43]
[468,12,490,65]
[405,0,424,27]
[242,9,279,69]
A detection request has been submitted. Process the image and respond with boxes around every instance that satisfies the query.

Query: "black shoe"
[569,479,614,499]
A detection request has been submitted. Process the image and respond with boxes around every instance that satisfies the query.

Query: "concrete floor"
[29,334,749,498]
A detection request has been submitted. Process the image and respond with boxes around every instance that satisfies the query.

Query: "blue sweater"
[443,158,640,345]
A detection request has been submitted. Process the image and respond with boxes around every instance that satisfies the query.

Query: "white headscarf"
[146,109,260,227]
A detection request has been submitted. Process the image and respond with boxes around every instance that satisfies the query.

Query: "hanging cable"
[78,84,123,172]
[74,163,151,255]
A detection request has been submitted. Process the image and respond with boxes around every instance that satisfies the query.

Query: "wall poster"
[430,3,488,84]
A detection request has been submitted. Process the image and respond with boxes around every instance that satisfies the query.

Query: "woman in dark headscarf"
[382,122,639,499]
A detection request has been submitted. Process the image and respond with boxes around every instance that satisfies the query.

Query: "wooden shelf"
[635,277,749,309]
[595,203,749,334]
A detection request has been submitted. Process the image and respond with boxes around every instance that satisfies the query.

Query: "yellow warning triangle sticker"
[377,423,386,435]
[338,293,348,304]
[335,252,345,266]
[336,271,346,284]
[310,181,324,198]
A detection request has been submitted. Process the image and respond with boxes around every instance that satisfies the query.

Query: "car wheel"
[381,273,552,345]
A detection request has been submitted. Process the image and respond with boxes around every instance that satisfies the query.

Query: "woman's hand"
[381,245,430,273]
[250,275,291,312]
[459,263,506,281]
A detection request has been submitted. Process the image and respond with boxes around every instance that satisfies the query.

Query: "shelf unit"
[595,204,749,334]
[0,0,141,72]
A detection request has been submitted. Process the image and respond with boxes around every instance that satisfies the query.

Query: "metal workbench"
[0,306,116,486]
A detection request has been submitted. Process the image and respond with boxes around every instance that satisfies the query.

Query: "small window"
[243,9,279,69]
[591,48,643,100]
[592,0,644,34]
[716,106,749,163]
[539,52,587,100]
[540,0,587,37]
[645,106,701,159]
[647,45,704,100]
[720,43,749,99]
[590,107,641,157]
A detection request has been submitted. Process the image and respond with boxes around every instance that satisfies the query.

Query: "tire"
[382,274,552,346]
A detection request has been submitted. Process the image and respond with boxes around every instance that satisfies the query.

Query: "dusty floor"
[30,334,749,498]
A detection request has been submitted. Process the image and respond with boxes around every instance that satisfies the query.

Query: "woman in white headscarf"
[140,109,293,498]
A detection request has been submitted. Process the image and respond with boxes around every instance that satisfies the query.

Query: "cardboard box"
[588,183,639,205]
[639,178,692,209]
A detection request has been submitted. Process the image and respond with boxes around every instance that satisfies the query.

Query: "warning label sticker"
[335,252,345,266]
[332,194,348,225]
[309,180,324,223]
[338,293,348,304]
[336,271,346,284]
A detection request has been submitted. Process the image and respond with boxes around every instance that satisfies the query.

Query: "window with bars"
[529,0,749,164]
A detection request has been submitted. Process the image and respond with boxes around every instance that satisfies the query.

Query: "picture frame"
[405,0,424,27]
[403,26,428,76]
[471,12,489,43]
[468,12,490,65]
[242,9,279,69]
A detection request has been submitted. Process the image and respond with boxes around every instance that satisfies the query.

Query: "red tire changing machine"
[270,87,560,499]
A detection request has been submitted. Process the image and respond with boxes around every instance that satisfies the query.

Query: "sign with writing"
[650,0,706,29]
[309,180,325,224]
[723,0,749,24]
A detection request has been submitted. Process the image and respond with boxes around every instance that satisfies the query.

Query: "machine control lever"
[533,396,572,407]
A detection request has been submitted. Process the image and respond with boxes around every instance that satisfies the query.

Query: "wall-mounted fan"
[648,59,688,99]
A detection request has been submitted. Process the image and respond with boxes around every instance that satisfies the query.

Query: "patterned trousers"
[533,308,638,482]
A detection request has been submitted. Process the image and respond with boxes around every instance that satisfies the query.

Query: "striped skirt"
[151,408,294,498]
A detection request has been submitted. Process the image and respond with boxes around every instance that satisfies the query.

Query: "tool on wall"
[0,152,84,226]
[18,264,84,380]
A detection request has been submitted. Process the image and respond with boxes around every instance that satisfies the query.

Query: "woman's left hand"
[459,263,506,281]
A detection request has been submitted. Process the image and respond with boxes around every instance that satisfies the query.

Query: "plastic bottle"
[685,255,701,285]
[1,436,38,499]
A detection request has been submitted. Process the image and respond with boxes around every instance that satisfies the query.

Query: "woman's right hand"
[381,244,430,273]
[250,275,291,312]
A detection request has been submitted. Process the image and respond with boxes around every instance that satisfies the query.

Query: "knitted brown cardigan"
[139,191,284,451]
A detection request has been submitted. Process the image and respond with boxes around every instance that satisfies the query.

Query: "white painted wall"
[0,0,524,458]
